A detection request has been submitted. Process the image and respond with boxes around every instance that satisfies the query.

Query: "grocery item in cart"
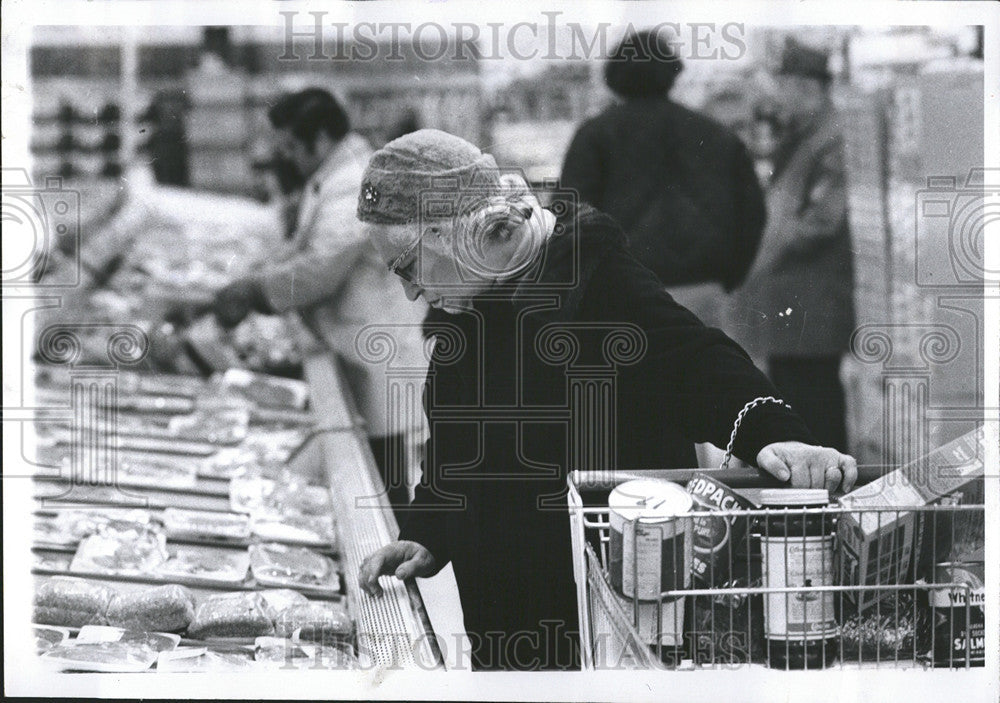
[33,577,115,628]
[249,543,341,593]
[251,513,336,548]
[930,562,984,667]
[70,523,170,576]
[685,473,756,586]
[187,592,275,640]
[154,546,251,585]
[33,625,70,653]
[838,426,986,613]
[274,601,353,643]
[105,584,197,633]
[217,369,309,410]
[839,590,928,663]
[162,508,251,542]
[759,489,837,670]
[608,479,693,600]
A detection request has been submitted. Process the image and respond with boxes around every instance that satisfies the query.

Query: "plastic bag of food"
[162,508,251,541]
[251,514,336,548]
[249,543,340,593]
[105,585,196,633]
[258,589,309,615]
[275,602,353,643]
[70,523,169,576]
[76,625,181,653]
[33,578,115,628]
[187,592,275,640]
[41,640,159,672]
[154,547,250,585]
[34,625,70,653]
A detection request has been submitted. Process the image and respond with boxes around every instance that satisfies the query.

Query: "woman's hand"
[358,540,437,598]
[756,441,858,493]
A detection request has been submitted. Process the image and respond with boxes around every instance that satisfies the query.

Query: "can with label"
[608,479,693,601]
[685,473,756,586]
[760,488,838,669]
[931,562,985,667]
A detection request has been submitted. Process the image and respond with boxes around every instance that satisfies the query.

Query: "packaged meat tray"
[34,625,70,653]
[275,602,354,644]
[156,647,259,672]
[70,524,169,576]
[154,546,250,586]
[187,592,275,640]
[249,543,341,594]
[199,446,269,480]
[162,508,251,542]
[216,369,309,410]
[34,508,152,549]
[76,625,181,653]
[251,514,336,549]
[41,640,160,672]
[33,550,75,573]
[33,577,116,628]
[166,409,250,445]
[258,588,310,614]
[105,585,197,633]
[253,637,357,670]
[229,469,332,517]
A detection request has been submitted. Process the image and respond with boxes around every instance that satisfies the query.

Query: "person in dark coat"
[561,28,766,297]
[726,39,855,452]
[356,129,857,671]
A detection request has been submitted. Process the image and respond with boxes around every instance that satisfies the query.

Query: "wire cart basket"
[567,468,985,672]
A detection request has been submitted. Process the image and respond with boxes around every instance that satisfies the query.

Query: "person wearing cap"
[728,38,855,453]
[355,128,857,670]
[561,28,767,327]
[212,88,428,510]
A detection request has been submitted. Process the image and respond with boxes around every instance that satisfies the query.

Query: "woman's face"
[365,220,489,313]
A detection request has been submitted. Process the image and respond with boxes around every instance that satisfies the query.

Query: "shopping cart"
[567,467,985,671]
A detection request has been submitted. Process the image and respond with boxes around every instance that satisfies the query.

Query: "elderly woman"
[357,129,856,671]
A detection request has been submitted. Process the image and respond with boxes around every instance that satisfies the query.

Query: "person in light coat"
[214,89,428,509]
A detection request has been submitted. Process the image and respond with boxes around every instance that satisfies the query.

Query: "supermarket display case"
[29,353,442,672]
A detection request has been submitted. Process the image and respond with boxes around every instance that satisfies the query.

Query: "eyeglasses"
[387,230,427,283]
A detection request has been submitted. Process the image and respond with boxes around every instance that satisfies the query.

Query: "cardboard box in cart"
[837,426,986,613]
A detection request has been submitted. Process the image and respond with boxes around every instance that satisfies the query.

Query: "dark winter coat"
[560,97,766,292]
[401,203,812,670]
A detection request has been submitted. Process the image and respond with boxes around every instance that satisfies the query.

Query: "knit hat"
[358,129,503,225]
[777,38,831,82]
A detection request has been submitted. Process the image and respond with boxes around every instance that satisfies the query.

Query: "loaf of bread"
[33,578,115,628]
[187,592,274,640]
[105,584,196,633]
[274,602,353,643]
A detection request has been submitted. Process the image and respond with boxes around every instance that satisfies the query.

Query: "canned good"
[759,488,838,670]
[930,562,984,667]
[685,473,756,586]
[608,479,693,601]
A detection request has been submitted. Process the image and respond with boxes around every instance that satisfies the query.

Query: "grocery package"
[838,427,986,613]
[33,626,70,653]
[217,369,309,410]
[274,602,353,643]
[156,647,258,672]
[683,473,762,666]
[230,471,332,518]
[33,551,74,572]
[187,592,275,640]
[41,640,160,672]
[254,637,358,670]
[154,546,250,586]
[162,508,251,542]
[33,509,152,549]
[839,591,929,663]
[257,589,310,614]
[249,543,341,594]
[760,489,837,670]
[930,561,984,667]
[76,625,181,653]
[251,514,336,549]
[165,409,250,445]
[70,523,170,576]
[33,578,116,628]
[105,585,196,633]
